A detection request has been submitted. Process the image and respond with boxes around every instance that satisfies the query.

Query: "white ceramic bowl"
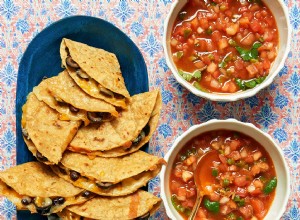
[160,119,290,220]
[163,0,291,101]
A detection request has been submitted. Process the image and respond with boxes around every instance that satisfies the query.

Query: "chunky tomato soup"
[171,0,278,93]
[170,130,277,220]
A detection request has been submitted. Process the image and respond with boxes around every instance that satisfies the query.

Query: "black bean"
[36,151,48,162]
[53,197,65,205]
[82,191,92,198]
[69,105,79,113]
[21,196,32,206]
[70,170,80,181]
[95,182,114,190]
[66,56,79,69]
[36,206,52,215]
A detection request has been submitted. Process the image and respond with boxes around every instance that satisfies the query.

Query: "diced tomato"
[234,175,248,187]
[250,19,263,33]
[212,30,222,43]
[190,17,199,30]
[170,180,181,192]
[219,154,227,164]
[177,187,187,201]
[236,187,248,198]
[208,192,220,201]
[230,140,241,151]
[228,151,241,160]
[239,205,254,218]
[194,60,206,69]
[199,17,209,29]
[182,199,195,208]
[249,188,263,196]
[250,198,266,218]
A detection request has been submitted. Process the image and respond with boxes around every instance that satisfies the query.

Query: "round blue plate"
[15,15,148,220]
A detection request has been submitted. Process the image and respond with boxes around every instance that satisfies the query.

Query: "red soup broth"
[170,0,278,93]
[169,130,277,220]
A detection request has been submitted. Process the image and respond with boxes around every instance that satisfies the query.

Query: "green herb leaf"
[184,29,192,39]
[244,80,257,88]
[223,178,230,186]
[235,78,246,90]
[178,69,193,81]
[212,168,218,177]
[263,177,277,194]
[204,198,220,213]
[236,42,262,61]
[206,27,213,35]
[193,70,202,79]
[176,51,184,59]
[193,81,208,92]
[219,60,227,68]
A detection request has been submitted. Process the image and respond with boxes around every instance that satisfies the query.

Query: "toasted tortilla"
[33,71,119,124]
[51,150,164,196]
[68,90,161,157]
[58,190,161,220]
[60,38,129,108]
[0,162,90,215]
[22,93,81,164]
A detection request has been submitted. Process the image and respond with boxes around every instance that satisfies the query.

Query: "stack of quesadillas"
[0,39,165,219]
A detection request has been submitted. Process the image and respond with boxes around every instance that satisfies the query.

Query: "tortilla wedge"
[22,93,81,164]
[57,190,161,220]
[68,90,162,157]
[51,151,165,197]
[60,38,129,109]
[33,71,119,125]
[0,162,92,215]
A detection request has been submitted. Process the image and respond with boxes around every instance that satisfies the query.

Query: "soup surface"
[169,130,277,220]
[170,0,278,93]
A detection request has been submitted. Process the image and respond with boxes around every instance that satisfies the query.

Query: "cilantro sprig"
[235,76,266,90]
[236,42,262,61]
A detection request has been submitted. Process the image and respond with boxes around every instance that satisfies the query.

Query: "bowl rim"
[160,118,291,220]
[163,0,292,102]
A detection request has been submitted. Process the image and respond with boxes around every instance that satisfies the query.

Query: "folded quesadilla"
[68,90,162,157]
[60,38,130,109]
[0,162,93,215]
[21,93,81,164]
[51,151,165,197]
[57,190,161,220]
[33,71,119,125]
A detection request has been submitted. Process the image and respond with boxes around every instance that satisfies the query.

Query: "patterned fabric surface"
[0,0,299,219]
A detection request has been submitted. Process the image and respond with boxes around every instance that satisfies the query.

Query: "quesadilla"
[57,190,161,220]
[68,90,162,157]
[33,71,119,125]
[0,162,93,215]
[60,38,130,109]
[21,93,81,164]
[51,151,165,197]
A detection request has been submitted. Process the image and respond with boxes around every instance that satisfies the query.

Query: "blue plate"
[15,15,148,220]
